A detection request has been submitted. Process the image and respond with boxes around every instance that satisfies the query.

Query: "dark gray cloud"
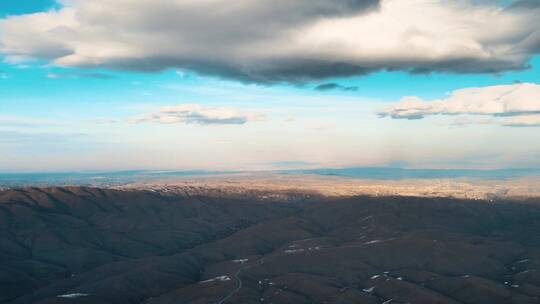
[1,0,539,83]
[315,83,359,91]
[506,0,540,10]
[504,1,540,53]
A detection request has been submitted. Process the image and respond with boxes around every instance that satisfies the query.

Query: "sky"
[0,0,539,173]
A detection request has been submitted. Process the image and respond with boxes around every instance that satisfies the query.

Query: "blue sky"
[1,0,540,172]
[0,0,58,17]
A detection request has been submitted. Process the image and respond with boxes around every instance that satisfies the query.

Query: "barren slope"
[1,187,540,303]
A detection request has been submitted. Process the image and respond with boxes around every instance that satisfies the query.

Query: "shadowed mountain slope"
[1,187,540,303]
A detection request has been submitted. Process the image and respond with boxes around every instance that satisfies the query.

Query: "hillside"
[1,187,540,303]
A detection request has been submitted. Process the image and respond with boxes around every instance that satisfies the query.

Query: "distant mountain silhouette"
[3,167,540,189]
[284,167,540,180]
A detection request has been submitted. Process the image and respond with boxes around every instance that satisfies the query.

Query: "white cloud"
[46,72,112,79]
[283,115,296,122]
[379,82,540,127]
[0,116,60,127]
[502,115,540,127]
[0,0,539,82]
[134,104,266,125]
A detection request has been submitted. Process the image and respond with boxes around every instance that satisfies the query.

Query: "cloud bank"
[0,116,59,127]
[502,115,540,127]
[378,83,540,127]
[135,104,265,125]
[1,0,539,83]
